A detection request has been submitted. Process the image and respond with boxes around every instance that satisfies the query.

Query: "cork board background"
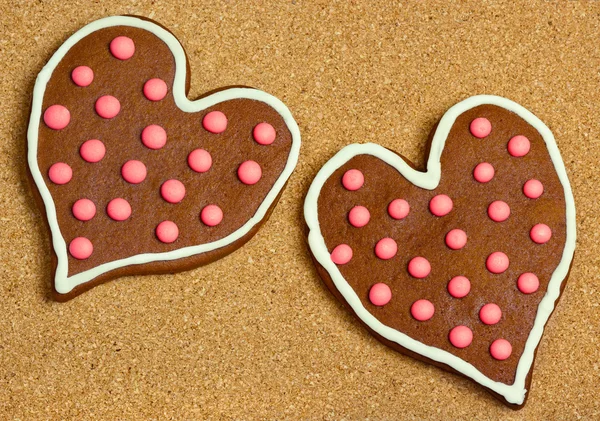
[1,0,599,419]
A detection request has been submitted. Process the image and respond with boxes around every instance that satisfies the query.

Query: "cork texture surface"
[1,1,599,419]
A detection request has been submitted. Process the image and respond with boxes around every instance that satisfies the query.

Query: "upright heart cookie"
[27,16,300,300]
[304,96,575,408]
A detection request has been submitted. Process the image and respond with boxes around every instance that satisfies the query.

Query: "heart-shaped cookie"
[27,16,300,301]
[304,96,575,408]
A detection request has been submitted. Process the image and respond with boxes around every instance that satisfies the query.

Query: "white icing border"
[28,16,301,295]
[304,95,576,405]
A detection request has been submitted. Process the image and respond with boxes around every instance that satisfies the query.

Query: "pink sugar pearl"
[188,149,212,173]
[69,237,93,260]
[72,199,96,221]
[369,283,392,306]
[445,229,467,250]
[479,303,502,325]
[523,179,544,199]
[238,160,262,185]
[43,105,70,130]
[486,251,509,274]
[470,117,492,138]
[411,299,435,321]
[48,162,72,185]
[348,206,370,228]
[200,205,224,227]
[121,160,147,184]
[143,78,168,101]
[447,276,470,298]
[110,36,135,60]
[106,198,132,221]
[429,194,453,217]
[508,135,530,157]
[342,169,364,191]
[71,66,94,87]
[156,220,179,243]
[490,339,512,360]
[388,199,410,220]
[488,200,510,222]
[95,95,120,119]
[141,125,167,149]
[203,111,228,133]
[161,179,186,204]
[80,139,106,163]
[473,162,495,183]
[408,256,431,279]
[331,244,352,265]
[449,325,473,348]
[375,238,397,260]
[253,122,276,145]
[530,223,552,244]
[518,272,540,294]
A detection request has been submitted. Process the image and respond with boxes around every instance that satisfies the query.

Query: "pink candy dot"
[110,36,135,60]
[161,179,186,204]
[490,339,512,360]
[200,204,223,227]
[156,220,179,243]
[488,200,510,222]
[143,78,168,101]
[388,199,410,220]
[473,162,495,183]
[43,105,70,130]
[530,223,552,244]
[375,238,397,260]
[69,237,93,260]
[470,117,492,138]
[80,139,106,163]
[71,66,94,87]
[445,229,467,250]
[48,162,72,185]
[448,276,471,298]
[408,256,431,279]
[238,160,262,185]
[518,272,540,294]
[141,125,167,149]
[348,206,370,228]
[121,160,147,184]
[331,244,352,265]
[508,135,530,157]
[342,169,364,191]
[449,325,473,349]
[72,199,96,221]
[486,251,509,274]
[107,198,132,221]
[411,299,435,321]
[369,283,392,306]
[429,194,453,217]
[253,122,276,145]
[95,95,120,119]
[479,303,502,325]
[203,111,227,133]
[523,179,544,199]
[188,149,212,173]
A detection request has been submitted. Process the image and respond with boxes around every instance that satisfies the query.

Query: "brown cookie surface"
[305,97,575,407]
[28,16,300,300]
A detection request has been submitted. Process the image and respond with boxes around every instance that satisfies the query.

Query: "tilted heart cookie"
[304,96,575,408]
[27,16,300,301]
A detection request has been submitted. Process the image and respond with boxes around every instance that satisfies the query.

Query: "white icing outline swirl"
[28,16,301,295]
[304,95,576,405]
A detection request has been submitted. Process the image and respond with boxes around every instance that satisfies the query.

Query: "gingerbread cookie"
[304,96,575,408]
[27,16,300,301]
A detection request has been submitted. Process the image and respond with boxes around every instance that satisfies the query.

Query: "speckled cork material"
[1,1,599,420]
